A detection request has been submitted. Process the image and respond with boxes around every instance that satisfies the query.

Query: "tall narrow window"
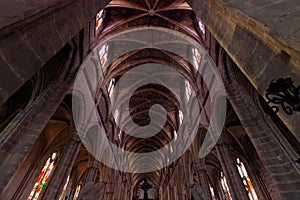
[178,110,183,125]
[114,108,119,123]
[220,172,232,200]
[59,175,70,200]
[185,80,192,100]
[73,184,81,200]
[174,130,178,141]
[98,43,108,68]
[108,78,115,99]
[198,18,205,35]
[118,130,122,140]
[96,9,104,30]
[209,184,217,200]
[28,152,58,200]
[192,47,201,70]
[236,158,258,200]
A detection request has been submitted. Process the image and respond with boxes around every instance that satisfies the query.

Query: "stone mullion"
[220,52,300,199]
[41,132,82,200]
[216,144,249,200]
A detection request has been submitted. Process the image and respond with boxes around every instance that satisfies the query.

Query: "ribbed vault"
[95,0,209,196]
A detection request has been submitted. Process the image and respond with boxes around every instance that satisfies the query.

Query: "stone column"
[173,185,178,200]
[84,157,101,184]
[190,142,212,200]
[159,186,163,200]
[166,186,171,200]
[98,165,111,199]
[195,167,212,200]
[105,170,118,200]
[219,50,300,199]
[0,41,80,193]
[216,143,249,200]
[41,132,82,200]
[177,163,186,200]
[169,179,175,200]
[183,153,191,198]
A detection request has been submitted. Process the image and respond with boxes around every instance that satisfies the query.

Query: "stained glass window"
[98,43,109,68]
[28,152,58,200]
[236,158,258,200]
[192,47,201,70]
[73,184,81,200]
[108,78,115,99]
[209,184,217,200]
[96,10,104,30]
[198,18,205,35]
[220,172,232,200]
[59,175,70,200]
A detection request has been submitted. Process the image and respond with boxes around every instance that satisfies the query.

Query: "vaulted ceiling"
[94,0,239,190]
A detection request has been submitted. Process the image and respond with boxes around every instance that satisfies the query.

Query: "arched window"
[236,158,258,200]
[98,43,109,68]
[27,152,58,200]
[220,172,232,200]
[96,9,104,30]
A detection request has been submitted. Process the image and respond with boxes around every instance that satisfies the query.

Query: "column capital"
[70,132,82,143]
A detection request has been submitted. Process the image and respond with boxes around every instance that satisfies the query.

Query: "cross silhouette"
[139,179,153,200]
